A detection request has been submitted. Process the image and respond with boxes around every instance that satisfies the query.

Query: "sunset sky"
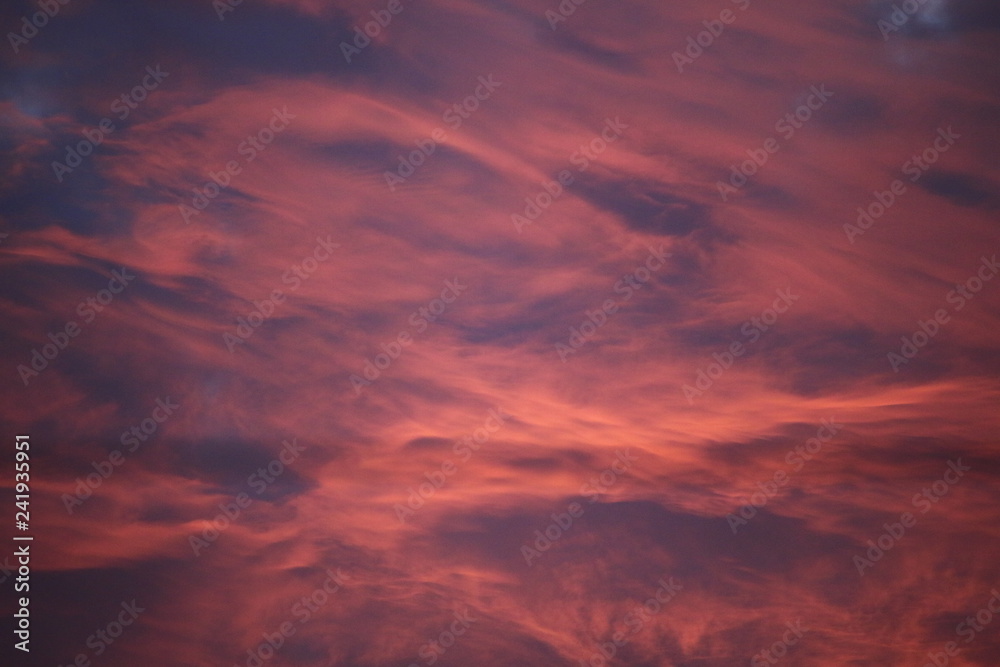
[2,0,1000,665]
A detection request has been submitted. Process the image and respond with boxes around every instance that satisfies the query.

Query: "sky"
[1,0,1000,665]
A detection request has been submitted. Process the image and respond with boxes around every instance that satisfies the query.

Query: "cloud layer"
[1,0,999,665]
